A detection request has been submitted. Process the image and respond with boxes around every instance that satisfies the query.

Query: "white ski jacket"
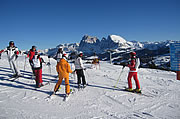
[33,57,41,68]
[32,55,43,69]
[56,51,65,62]
[74,57,84,70]
[1,46,19,61]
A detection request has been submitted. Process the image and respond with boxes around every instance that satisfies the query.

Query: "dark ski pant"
[127,72,140,89]
[76,69,86,85]
[34,69,43,87]
[29,60,35,76]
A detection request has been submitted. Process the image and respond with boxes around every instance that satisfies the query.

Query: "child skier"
[32,53,45,88]
[53,54,73,96]
[54,47,65,77]
[54,47,65,63]
[125,52,141,93]
[27,46,37,76]
[74,52,87,88]
[0,41,21,78]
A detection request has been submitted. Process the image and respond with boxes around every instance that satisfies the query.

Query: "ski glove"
[72,71,76,74]
[122,62,127,67]
[47,62,51,66]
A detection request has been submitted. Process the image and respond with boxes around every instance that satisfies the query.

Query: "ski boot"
[82,84,87,89]
[17,73,23,77]
[133,89,141,93]
[11,74,18,78]
[78,84,81,89]
[125,88,133,92]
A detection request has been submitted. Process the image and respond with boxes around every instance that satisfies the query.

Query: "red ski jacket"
[27,50,35,61]
[128,58,137,72]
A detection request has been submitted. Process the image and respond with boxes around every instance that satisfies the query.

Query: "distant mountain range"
[44,34,179,71]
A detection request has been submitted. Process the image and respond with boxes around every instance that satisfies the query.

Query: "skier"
[74,52,87,88]
[124,52,141,93]
[0,41,21,78]
[54,47,64,63]
[53,54,74,96]
[27,46,37,76]
[54,47,65,77]
[92,57,100,69]
[32,52,45,88]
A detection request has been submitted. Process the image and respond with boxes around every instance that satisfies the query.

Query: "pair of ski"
[113,86,142,94]
[9,75,23,82]
[113,86,153,97]
[48,85,87,101]
[64,85,87,101]
[47,88,75,101]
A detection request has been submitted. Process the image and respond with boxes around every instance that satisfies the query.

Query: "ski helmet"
[9,41,14,46]
[79,51,83,56]
[58,47,63,52]
[62,53,68,60]
[59,47,63,49]
[32,46,36,49]
[130,52,136,56]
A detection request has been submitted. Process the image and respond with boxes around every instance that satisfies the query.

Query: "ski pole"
[114,67,125,88]
[23,56,27,76]
[84,69,89,77]
[48,56,51,77]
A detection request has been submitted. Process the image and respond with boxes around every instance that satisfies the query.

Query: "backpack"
[135,58,140,69]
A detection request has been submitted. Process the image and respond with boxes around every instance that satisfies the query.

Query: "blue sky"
[0,0,179,50]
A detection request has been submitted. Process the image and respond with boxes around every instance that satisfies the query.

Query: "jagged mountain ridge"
[78,35,145,54]
[44,34,178,71]
[45,34,176,56]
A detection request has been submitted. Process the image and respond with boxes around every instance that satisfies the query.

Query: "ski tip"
[63,96,69,101]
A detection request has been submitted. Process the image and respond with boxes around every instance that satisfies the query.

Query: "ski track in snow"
[0,54,180,119]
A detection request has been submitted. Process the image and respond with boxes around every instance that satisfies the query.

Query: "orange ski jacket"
[56,58,73,78]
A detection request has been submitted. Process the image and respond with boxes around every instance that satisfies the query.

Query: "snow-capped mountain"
[142,40,175,50]
[78,35,101,53]
[45,43,79,57]
[44,36,176,58]
[78,35,144,54]
[43,34,178,71]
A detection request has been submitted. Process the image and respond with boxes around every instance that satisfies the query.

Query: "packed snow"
[0,54,180,119]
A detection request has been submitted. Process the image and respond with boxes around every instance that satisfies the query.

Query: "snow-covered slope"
[0,54,179,119]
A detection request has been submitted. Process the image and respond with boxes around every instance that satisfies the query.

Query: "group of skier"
[0,41,141,98]
[52,48,87,97]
